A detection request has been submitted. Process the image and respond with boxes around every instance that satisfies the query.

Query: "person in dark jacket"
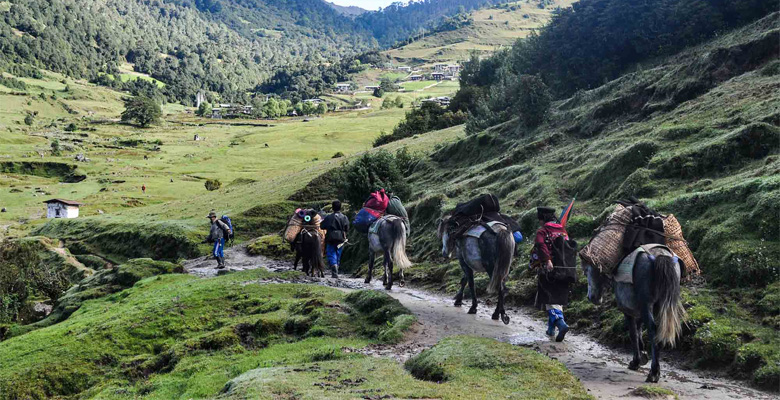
[530,206,571,342]
[322,200,349,278]
[203,210,231,269]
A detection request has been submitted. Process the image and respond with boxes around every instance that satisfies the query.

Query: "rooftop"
[44,199,84,206]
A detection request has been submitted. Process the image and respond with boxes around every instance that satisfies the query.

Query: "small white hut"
[44,199,83,219]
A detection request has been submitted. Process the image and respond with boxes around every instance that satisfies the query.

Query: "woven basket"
[579,205,632,272]
[663,214,700,280]
[283,213,323,243]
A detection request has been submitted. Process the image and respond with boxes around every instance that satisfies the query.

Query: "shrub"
[332,150,412,208]
[375,102,466,147]
[332,151,344,158]
[514,75,551,127]
[64,123,77,132]
[24,113,35,126]
[204,179,222,191]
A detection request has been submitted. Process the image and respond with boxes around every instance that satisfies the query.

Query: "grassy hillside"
[368,14,778,390]
[385,0,575,66]
[0,265,419,399]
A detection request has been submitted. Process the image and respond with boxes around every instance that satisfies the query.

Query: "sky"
[328,0,407,10]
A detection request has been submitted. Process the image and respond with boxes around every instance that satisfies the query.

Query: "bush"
[64,123,78,132]
[374,102,467,147]
[332,151,344,158]
[24,113,35,126]
[204,179,222,191]
[514,75,551,127]
[332,149,412,208]
[121,96,161,127]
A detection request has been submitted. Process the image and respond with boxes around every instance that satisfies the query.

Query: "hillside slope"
[385,0,575,66]
[389,14,779,389]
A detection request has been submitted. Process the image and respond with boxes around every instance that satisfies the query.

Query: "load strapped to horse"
[579,197,699,383]
[353,189,412,290]
[580,197,700,280]
[283,208,326,277]
[437,194,523,325]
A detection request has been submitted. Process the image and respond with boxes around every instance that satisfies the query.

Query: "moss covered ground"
[0,266,421,399]
[221,335,592,400]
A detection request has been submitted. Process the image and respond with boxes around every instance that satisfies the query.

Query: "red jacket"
[534,222,569,262]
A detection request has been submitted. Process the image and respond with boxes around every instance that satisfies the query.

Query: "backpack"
[220,215,234,240]
[549,235,578,284]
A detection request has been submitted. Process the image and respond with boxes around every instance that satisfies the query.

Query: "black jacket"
[323,212,349,233]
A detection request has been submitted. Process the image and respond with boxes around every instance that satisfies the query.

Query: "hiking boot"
[554,318,569,342]
[331,265,339,279]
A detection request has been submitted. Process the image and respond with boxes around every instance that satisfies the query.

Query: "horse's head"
[436,215,455,259]
[582,258,608,305]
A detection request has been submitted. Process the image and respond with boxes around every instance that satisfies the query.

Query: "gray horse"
[437,216,515,324]
[582,251,686,383]
[365,216,412,290]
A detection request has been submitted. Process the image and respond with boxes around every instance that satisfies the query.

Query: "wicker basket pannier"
[663,214,700,281]
[579,205,632,272]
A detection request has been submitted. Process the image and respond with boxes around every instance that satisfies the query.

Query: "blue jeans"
[326,244,343,267]
[213,238,225,258]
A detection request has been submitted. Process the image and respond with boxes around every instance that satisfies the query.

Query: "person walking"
[203,210,231,269]
[141,184,146,194]
[322,200,349,278]
[530,206,571,342]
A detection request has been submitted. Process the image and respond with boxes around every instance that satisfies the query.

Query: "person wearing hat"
[530,206,571,342]
[203,210,231,269]
[322,200,349,278]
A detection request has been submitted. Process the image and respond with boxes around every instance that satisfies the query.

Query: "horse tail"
[390,218,412,270]
[487,227,514,295]
[653,254,686,347]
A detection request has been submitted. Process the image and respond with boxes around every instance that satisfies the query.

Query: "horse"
[437,215,515,324]
[364,216,412,290]
[297,228,325,277]
[582,250,686,383]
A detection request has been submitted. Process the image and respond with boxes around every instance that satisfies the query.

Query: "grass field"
[0,69,460,240]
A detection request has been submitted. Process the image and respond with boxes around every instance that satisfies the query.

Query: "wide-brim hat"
[207,210,217,218]
[537,206,556,219]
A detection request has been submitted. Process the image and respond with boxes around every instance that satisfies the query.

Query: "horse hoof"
[385,286,392,291]
[364,279,371,284]
[628,360,640,371]
[640,353,649,366]
[399,281,405,287]
[467,308,477,314]
[491,313,499,320]
[645,373,660,383]
[454,301,463,307]
[501,314,510,325]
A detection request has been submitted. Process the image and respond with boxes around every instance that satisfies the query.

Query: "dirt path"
[185,246,775,400]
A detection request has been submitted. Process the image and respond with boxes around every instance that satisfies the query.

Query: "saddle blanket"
[464,221,506,239]
[615,244,678,284]
[369,215,405,235]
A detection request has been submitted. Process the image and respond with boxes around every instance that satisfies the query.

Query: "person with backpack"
[203,210,231,269]
[529,206,572,342]
[322,200,349,278]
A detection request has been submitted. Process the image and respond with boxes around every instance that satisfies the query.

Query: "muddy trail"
[185,246,774,400]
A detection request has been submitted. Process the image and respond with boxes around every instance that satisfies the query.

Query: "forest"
[0,0,498,104]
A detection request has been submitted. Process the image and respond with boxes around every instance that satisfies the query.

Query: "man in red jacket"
[530,206,571,342]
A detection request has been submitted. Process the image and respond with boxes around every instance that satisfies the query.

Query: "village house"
[409,75,423,81]
[44,199,83,219]
[447,64,461,75]
[397,66,411,72]
[334,83,352,93]
[211,104,253,119]
[364,85,380,91]
[434,63,448,72]
[302,98,324,104]
[432,72,445,81]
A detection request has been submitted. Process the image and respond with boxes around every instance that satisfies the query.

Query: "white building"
[398,66,411,72]
[335,83,352,93]
[45,199,83,219]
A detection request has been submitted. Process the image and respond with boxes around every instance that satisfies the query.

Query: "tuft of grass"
[631,385,678,399]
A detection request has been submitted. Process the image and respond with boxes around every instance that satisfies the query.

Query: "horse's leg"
[365,251,374,284]
[454,275,467,307]
[493,281,510,324]
[627,315,642,371]
[491,272,501,320]
[637,318,649,365]
[642,304,661,383]
[463,260,477,314]
[384,249,393,290]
